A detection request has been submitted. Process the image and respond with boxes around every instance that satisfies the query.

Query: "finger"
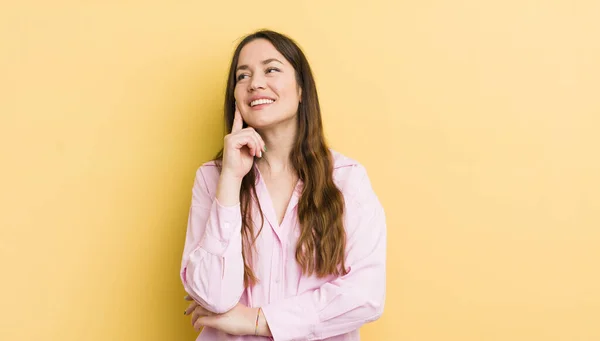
[184,295,192,301]
[254,131,266,155]
[242,128,265,154]
[231,103,243,133]
[191,306,213,325]
[194,316,217,332]
[238,128,262,157]
[234,134,259,157]
[251,132,262,158]
[184,300,199,316]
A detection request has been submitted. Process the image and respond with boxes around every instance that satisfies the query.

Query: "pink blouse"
[180,150,387,340]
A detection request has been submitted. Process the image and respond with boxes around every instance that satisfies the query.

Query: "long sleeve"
[261,165,387,341]
[180,166,245,314]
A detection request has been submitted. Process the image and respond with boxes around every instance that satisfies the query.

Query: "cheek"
[234,87,245,104]
[273,80,299,102]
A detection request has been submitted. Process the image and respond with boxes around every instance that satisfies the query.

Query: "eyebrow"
[236,58,284,72]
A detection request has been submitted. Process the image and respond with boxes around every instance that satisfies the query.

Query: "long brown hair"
[215,30,347,287]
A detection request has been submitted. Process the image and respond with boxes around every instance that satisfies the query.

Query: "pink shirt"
[180,150,387,341]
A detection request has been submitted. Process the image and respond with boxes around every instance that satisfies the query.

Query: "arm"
[260,165,387,341]
[180,166,245,314]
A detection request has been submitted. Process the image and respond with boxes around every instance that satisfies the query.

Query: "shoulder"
[193,160,221,197]
[330,150,385,238]
[330,149,375,204]
[331,149,367,183]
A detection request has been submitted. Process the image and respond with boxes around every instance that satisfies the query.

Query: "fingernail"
[263,145,267,152]
[183,311,186,315]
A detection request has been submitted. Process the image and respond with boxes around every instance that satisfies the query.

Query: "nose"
[248,73,266,91]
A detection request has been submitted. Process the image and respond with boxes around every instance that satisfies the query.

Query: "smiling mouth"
[250,99,275,107]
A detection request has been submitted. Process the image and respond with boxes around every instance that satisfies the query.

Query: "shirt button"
[223,222,230,230]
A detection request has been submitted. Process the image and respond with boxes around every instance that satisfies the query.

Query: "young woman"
[180,30,386,341]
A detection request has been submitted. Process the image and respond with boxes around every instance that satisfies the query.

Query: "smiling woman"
[180,30,387,341]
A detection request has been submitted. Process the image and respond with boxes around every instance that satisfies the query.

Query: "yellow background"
[1,0,599,340]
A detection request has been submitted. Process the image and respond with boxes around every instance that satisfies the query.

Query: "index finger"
[184,300,199,315]
[231,102,243,133]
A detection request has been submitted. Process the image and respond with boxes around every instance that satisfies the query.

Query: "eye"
[266,67,280,74]
[237,73,249,81]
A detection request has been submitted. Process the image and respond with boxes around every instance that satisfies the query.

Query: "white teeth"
[250,98,275,107]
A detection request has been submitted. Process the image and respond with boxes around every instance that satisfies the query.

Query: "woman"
[180,30,386,340]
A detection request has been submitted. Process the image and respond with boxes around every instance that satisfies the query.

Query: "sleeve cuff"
[198,198,242,256]
[262,296,319,341]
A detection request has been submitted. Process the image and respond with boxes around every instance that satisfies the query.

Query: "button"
[223,222,230,230]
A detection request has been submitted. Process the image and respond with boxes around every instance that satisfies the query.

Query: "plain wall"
[1,0,599,340]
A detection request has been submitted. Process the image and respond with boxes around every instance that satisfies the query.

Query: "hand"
[183,294,203,317]
[221,103,266,180]
[184,296,257,335]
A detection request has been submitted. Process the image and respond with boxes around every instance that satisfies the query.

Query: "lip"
[248,95,276,107]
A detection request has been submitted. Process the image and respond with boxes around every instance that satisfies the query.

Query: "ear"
[298,87,302,103]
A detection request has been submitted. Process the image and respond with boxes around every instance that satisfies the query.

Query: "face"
[234,39,302,130]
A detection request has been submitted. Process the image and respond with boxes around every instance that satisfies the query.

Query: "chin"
[245,112,296,130]
[246,118,278,130]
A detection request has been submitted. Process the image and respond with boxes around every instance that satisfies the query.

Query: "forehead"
[237,39,287,66]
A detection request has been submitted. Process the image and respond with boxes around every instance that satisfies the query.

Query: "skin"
[184,38,303,336]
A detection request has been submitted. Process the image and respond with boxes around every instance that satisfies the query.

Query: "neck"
[256,118,297,175]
